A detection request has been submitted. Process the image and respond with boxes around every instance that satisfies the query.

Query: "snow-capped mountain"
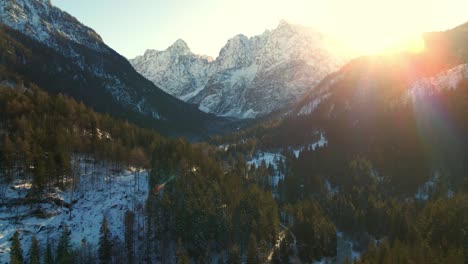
[130,20,352,118]
[0,0,221,138]
[0,0,105,53]
[131,39,214,100]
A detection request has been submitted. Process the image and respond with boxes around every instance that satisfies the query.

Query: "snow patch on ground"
[298,92,331,116]
[248,152,285,186]
[179,85,206,101]
[0,159,148,263]
[324,177,339,195]
[293,133,328,158]
[415,176,438,201]
[336,231,361,263]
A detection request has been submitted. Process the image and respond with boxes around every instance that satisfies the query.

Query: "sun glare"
[339,25,427,56]
[317,0,438,56]
[383,36,426,54]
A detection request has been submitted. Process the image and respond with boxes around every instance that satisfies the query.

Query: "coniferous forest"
[1,75,467,263]
[0,1,467,263]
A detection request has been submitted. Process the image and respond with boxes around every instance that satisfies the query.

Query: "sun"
[318,0,431,56]
[382,35,426,54]
[342,26,426,56]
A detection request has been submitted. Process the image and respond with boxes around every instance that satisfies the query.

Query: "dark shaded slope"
[0,23,225,139]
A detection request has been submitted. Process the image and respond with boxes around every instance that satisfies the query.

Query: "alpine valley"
[0,1,467,264]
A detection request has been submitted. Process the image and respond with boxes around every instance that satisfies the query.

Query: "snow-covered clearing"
[324,177,339,195]
[334,232,361,264]
[246,133,328,188]
[0,158,148,263]
[293,133,328,158]
[248,152,285,186]
[414,172,453,201]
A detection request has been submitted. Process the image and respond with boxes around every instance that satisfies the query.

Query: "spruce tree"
[175,239,190,264]
[10,231,23,264]
[279,239,289,263]
[464,227,468,264]
[246,233,260,264]
[57,224,72,264]
[99,216,112,264]
[271,247,281,264]
[30,235,40,264]
[227,244,241,264]
[43,240,54,264]
[2,133,15,182]
[124,210,135,264]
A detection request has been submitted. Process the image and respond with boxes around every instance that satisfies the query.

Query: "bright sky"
[52,0,467,59]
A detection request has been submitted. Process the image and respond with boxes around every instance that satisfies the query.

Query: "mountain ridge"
[0,0,224,139]
[130,20,352,118]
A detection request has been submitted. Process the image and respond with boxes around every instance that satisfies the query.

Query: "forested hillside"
[0,85,159,190]
[0,22,224,139]
[0,85,280,263]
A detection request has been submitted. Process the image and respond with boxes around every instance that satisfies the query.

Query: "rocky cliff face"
[131,20,352,118]
[0,0,105,54]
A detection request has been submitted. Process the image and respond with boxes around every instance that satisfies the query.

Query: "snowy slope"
[130,20,352,118]
[130,39,214,100]
[0,0,105,54]
[293,62,468,118]
[0,0,139,110]
[292,133,328,158]
[0,158,149,263]
[408,63,468,99]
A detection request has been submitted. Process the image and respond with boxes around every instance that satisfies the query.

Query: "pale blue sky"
[52,0,467,59]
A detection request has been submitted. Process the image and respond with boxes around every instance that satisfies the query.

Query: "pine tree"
[99,216,112,264]
[33,154,47,192]
[176,239,190,264]
[124,210,135,264]
[464,226,468,264]
[2,133,15,182]
[271,247,281,264]
[57,225,72,264]
[227,244,241,264]
[246,234,260,264]
[30,235,40,264]
[280,237,290,263]
[10,231,23,264]
[43,240,54,264]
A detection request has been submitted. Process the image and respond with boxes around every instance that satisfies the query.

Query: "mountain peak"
[223,34,249,47]
[36,0,52,5]
[131,20,350,119]
[278,19,291,27]
[168,38,191,54]
[143,49,158,57]
[231,34,248,41]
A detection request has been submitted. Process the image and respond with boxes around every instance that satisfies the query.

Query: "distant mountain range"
[130,20,352,118]
[0,0,223,139]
